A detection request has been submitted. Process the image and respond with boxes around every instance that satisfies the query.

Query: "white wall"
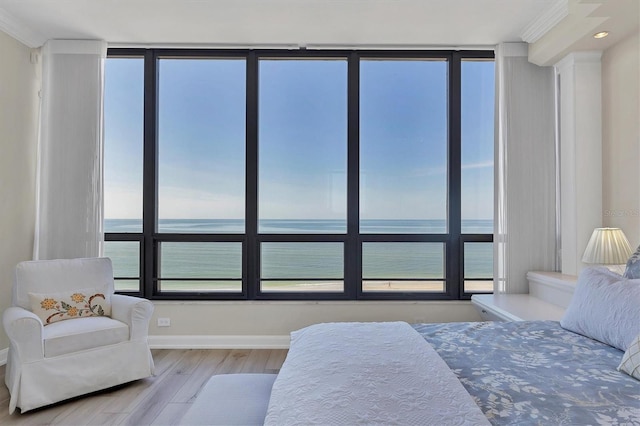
[556,52,603,275]
[149,300,480,344]
[0,31,40,351]
[602,31,640,248]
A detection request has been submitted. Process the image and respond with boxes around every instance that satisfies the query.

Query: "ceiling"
[0,0,636,65]
[0,0,558,48]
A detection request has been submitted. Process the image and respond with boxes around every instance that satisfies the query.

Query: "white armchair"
[2,257,155,414]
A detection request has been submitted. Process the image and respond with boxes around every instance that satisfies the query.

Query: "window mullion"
[143,49,159,299]
[246,52,259,300]
[448,52,462,299]
[347,52,361,299]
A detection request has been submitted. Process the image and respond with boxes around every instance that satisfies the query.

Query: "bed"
[263,267,640,425]
[415,320,640,425]
[182,267,640,425]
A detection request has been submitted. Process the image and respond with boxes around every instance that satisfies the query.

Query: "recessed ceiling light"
[593,31,609,39]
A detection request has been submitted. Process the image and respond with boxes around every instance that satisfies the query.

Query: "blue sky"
[104,56,494,222]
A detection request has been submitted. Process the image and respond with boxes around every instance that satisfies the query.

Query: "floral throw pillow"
[29,287,111,325]
[623,245,640,279]
[618,334,640,381]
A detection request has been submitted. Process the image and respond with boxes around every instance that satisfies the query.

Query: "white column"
[494,43,557,293]
[555,51,602,275]
[34,40,107,260]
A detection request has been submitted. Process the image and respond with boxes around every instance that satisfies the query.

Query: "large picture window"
[104,49,494,300]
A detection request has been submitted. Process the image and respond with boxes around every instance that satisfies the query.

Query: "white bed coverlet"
[264,322,490,425]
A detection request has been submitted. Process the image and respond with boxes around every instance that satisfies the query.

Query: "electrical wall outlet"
[157,317,171,327]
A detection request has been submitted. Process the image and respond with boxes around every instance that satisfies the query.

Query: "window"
[104,49,494,300]
[258,59,347,234]
[157,58,246,233]
[461,58,495,293]
[360,59,447,234]
[103,54,144,293]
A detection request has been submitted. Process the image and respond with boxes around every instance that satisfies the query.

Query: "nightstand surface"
[471,293,566,322]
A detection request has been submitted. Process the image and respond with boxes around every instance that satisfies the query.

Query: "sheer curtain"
[494,42,557,293]
[33,40,107,260]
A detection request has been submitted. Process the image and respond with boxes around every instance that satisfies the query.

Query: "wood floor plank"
[103,349,188,415]
[86,412,129,426]
[50,396,113,425]
[265,349,288,373]
[0,349,286,426]
[170,349,208,376]
[170,350,229,404]
[213,349,250,374]
[149,402,192,426]
[239,347,271,373]
[123,371,190,426]
[0,399,74,425]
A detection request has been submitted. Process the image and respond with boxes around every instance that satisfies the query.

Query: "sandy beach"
[155,280,493,293]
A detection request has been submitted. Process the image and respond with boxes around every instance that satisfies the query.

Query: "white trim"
[520,0,569,43]
[0,7,46,47]
[109,42,300,50]
[497,42,528,58]
[108,42,497,51]
[0,348,8,366]
[44,39,107,57]
[304,43,497,51]
[555,50,603,70]
[148,335,290,350]
[526,271,577,308]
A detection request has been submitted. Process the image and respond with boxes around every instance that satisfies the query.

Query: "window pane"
[259,59,347,233]
[160,242,242,278]
[158,59,246,233]
[104,241,140,277]
[159,280,241,292]
[362,242,445,292]
[159,242,242,292]
[360,59,448,234]
[104,241,140,292]
[461,60,494,233]
[104,58,144,232]
[114,280,140,292]
[464,242,493,292]
[261,242,343,292]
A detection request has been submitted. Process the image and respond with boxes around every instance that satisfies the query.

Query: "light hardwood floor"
[0,349,287,425]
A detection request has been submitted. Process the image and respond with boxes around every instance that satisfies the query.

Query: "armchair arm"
[111,294,154,341]
[2,307,44,363]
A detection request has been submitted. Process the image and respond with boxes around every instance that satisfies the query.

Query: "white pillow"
[618,334,640,381]
[560,267,640,351]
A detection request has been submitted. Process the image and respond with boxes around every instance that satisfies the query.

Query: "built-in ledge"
[526,271,577,308]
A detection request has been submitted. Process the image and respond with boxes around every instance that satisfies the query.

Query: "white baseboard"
[0,348,7,366]
[148,335,290,350]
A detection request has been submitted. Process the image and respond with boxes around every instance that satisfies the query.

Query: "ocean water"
[104,218,493,234]
[104,219,493,289]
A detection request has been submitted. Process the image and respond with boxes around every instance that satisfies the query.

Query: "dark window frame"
[104,48,494,301]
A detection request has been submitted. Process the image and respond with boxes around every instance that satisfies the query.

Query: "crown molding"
[0,7,46,48]
[554,50,602,70]
[520,0,570,43]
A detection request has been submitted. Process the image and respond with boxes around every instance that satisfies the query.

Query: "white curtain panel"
[33,40,107,260]
[494,43,557,293]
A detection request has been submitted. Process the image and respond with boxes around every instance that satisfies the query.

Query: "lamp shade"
[582,227,633,264]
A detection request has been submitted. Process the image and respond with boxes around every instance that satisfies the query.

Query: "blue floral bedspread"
[413,321,640,426]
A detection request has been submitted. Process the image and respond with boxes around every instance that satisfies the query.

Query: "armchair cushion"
[43,316,129,358]
[28,286,111,325]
